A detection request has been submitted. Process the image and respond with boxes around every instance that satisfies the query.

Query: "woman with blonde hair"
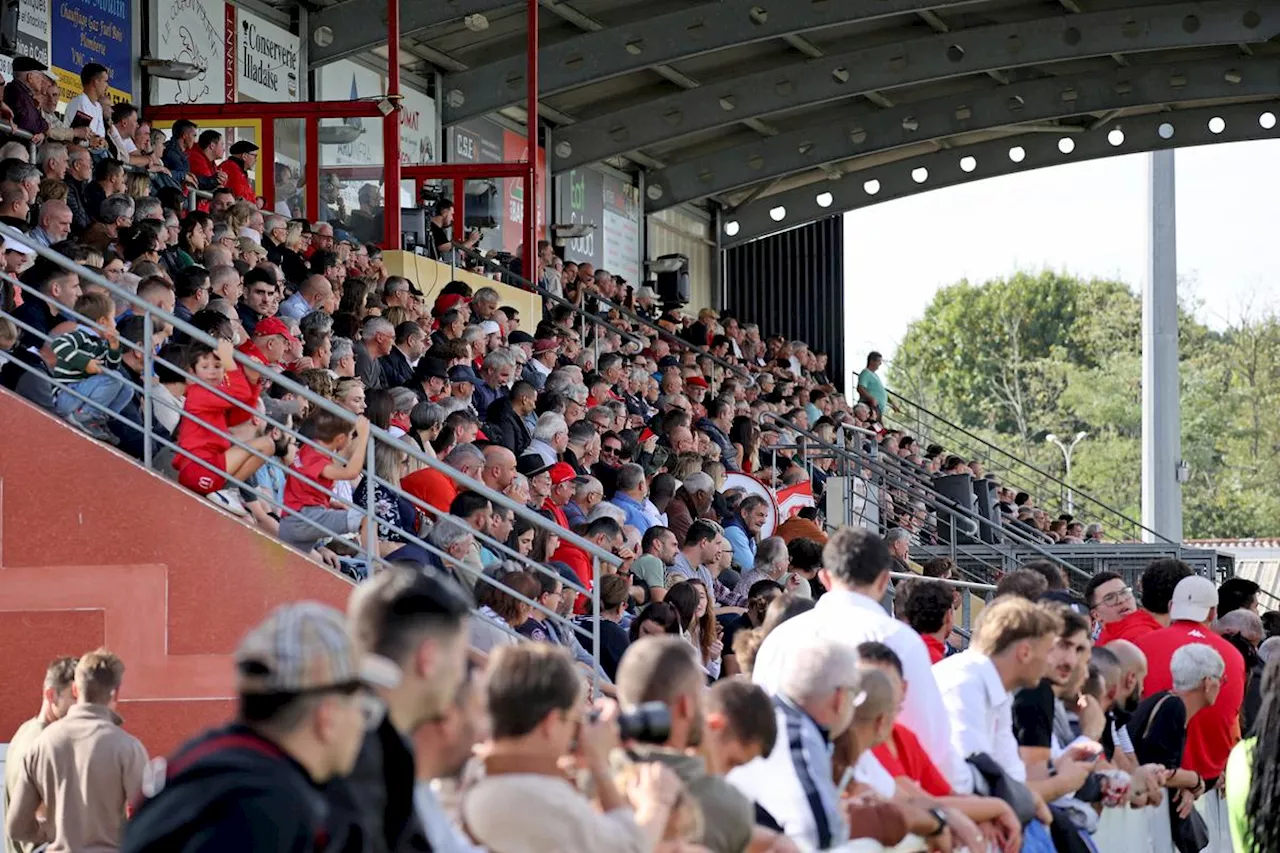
[126,171,152,199]
[352,441,418,557]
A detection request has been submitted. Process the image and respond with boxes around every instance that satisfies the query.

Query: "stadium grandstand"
[1,0,1279,851]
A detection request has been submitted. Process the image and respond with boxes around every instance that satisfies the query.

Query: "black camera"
[590,701,671,744]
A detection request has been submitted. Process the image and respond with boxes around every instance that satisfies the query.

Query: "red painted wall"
[0,390,355,758]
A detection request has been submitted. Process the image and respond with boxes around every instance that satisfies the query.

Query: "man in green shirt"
[3,657,76,853]
[857,351,888,416]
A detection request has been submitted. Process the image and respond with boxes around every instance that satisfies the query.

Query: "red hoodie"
[1095,608,1164,646]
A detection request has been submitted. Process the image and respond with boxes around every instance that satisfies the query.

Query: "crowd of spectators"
[6,542,1279,853]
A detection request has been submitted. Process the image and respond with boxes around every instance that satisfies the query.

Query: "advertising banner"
[50,0,133,103]
[151,0,227,105]
[554,167,603,270]
[233,8,299,102]
[448,119,506,249]
[602,172,641,285]
[15,0,50,67]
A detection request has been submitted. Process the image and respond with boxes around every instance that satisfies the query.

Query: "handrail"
[889,571,996,592]
[458,245,756,387]
[761,410,1095,582]
[0,223,624,575]
[885,387,1171,544]
[0,120,34,142]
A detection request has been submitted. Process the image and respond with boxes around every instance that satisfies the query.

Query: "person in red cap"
[226,315,296,428]
[542,462,577,528]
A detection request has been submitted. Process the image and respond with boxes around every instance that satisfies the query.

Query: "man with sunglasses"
[121,602,401,852]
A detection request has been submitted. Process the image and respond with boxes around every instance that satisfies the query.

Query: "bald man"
[481,445,517,493]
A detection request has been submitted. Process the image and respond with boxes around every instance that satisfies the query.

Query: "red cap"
[639,427,655,442]
[253,316,298,344]
[433,292,472,316]
[548,462,577,485]
[685,375,709,389]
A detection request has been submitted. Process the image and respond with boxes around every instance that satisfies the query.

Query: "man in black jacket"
[329,566,472,853]
[484,379,535,456]
[120,602,401,852]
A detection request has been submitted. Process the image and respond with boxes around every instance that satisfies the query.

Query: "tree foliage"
[891,270,1280,539]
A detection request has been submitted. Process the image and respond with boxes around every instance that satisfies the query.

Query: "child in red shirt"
[278,409,373,557]
[174,340,289,495]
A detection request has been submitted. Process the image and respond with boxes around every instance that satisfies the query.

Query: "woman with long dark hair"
[1231,654,1280,852]
[666,580,722,679]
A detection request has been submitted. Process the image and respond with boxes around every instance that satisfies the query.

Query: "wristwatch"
[927,807,948,837]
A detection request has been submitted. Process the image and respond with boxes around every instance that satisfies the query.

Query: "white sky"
[841,139,1280,381]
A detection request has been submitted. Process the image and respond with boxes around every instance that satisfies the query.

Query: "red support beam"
[525,0,538,275]
[401,162,532,180]
[382,0,402,250]
[148,101,384,121]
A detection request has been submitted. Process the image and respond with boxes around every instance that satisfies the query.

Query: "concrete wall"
[0,390,354,758]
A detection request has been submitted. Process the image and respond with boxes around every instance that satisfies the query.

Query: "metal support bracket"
[720,101,1280,246]
[308,0,512,67]
[442,0,989,125]
[553,1,1277,172]
[648,56,1280,211]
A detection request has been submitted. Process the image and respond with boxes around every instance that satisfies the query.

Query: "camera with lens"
[590,701,671,744]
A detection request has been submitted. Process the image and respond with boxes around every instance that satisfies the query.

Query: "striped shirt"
[49,326,121,382]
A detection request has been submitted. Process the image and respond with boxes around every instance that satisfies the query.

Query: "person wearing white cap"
[1133,574,1246,852]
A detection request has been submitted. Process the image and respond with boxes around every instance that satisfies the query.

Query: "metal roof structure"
[303,0,1280,248]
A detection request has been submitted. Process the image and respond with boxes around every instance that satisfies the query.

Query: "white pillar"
[1142,149,1183,542]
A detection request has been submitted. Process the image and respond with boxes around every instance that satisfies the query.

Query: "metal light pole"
[1045,431,1088,514]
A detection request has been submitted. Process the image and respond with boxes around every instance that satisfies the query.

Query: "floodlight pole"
[1142,149,1183,542]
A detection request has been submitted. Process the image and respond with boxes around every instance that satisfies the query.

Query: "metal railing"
[0,224,623,677]
[760,410,1097,585]
[884,388,1170,544]
[888,571,995,635]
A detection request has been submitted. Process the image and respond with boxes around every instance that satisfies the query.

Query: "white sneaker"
[207,489,248,517]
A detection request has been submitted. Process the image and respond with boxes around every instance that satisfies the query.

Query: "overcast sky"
[841,139,1280,383]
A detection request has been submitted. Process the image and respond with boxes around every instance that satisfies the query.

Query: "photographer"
[461,643,682,853]
[429,200,480,263]
[615,637,780,853]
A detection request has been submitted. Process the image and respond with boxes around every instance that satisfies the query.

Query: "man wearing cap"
[4,57,49,139]
[523,338,559,390]
[218,140,259,203]
[448,364,480,409]
[409,356,449,403]
[1133,575,1245,799]
[119,602,397,852]
[517,453,553,507]
[543,462,579,528]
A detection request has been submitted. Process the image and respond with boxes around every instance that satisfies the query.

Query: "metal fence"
[0,223,622,678]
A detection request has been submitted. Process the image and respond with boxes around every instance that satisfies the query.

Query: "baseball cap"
[229,140,260,156]
[12,56,47,75]
[548,462,576,486]
[1168,575,1218,623]
[518,454,552,478]
[533,338,559,354]
[253,316,298,344]
[685,376,708,389]
[235,601,401,695]
[433,292,472,316]
[3,236,34,255]
[658,355,680,369]
[508,330,535,345]
[416,357,448,381]
[449,364,479,385]
[479,320,501,336]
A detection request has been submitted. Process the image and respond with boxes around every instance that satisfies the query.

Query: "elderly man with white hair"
[729,634,866,850]
[355,316,394,389]
[526,412,567,466]
[723,536,792,607]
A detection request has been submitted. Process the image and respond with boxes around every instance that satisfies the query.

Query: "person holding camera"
[461,643,683,853]
[429,200,481,263]
[616,637,790,853]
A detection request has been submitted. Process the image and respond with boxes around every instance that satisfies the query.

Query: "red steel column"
[525,0,538,274]
[383,0,403,249]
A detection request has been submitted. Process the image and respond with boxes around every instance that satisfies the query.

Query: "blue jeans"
[54,371,134,420]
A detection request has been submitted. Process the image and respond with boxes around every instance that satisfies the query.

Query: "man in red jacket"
[1095,558,1191,646]
[218,140,258,203]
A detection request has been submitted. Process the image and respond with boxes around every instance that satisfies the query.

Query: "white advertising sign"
[234,8,299,102]
[151,0,227,105]
[16,0,51,66]
[316,59,438,168]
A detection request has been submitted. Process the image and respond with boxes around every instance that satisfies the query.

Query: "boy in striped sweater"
[50,291,132,443]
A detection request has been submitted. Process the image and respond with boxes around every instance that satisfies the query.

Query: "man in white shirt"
[62,62,109,138]
[752,526,966,791]
[932,595,1065,800]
